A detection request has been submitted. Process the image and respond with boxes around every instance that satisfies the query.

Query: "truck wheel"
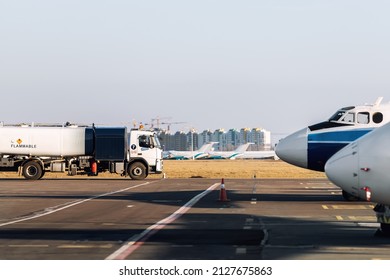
[128,162,147,180]
[39,169,46,179]
[22,161,43,180]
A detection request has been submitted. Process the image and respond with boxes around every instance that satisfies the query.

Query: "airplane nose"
[276,128,308,168]
[325,143,358,196]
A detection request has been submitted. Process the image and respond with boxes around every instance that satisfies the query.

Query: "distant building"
[158,130,173,151]
[158,127,272,152]
[174,131,187,151]
[186,130,199,151]
[249,128,272,150]
[198,130,213,148]
[226,129,240,151]
[212,129,226,151]
[240,128,251,145]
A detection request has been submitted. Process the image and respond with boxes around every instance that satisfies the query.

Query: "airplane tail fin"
[234,143,252,153]
[197,142,217,153]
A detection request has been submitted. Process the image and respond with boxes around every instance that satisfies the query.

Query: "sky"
[1,0,390,138]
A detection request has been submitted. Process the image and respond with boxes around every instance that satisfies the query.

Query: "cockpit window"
[341,112,355,123]
[373,112,384,124]
[329,110,356,124]
[329,110,346,122]
[357,112,370,124]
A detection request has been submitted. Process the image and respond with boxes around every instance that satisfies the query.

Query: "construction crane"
[161,121,186,133]
[144,116,171,130]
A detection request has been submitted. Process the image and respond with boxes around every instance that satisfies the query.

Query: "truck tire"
[39,169,46,179]
[22,161,43,180]
[128,162,147,180]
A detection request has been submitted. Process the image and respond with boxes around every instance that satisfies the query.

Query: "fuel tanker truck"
[0,122,163,180]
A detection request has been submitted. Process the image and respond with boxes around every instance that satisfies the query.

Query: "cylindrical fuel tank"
[0,126,91,157]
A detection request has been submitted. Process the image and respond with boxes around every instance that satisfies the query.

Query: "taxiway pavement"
[0,177,387,260]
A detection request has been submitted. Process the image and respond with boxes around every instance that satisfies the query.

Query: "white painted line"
[358,223,380,228]
[0,181,153,228]
[106,182,221,260]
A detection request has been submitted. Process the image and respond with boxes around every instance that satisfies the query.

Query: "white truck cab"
[127,130,163,179]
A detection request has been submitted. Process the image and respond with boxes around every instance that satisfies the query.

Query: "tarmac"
[0,177,388,260]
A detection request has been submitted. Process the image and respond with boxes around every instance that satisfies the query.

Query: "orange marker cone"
[218,178,230,202]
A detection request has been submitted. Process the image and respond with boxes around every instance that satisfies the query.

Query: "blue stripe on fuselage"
[307,128,373,171]
[308,129,372,143]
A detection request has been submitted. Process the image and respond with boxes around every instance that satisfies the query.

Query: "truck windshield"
[152,134,162,149]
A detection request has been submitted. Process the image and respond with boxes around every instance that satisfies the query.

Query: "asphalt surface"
[0,177,388,260]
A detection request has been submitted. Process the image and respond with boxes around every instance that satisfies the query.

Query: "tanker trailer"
[0,122,163,180]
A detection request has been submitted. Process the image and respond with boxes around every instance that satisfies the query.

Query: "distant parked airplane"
[236,149,277,160]
[207,143,251,159]
[167,142,215,160]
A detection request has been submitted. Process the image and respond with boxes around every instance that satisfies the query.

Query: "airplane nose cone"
[276,128,308,168]
[325,144,358,195]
